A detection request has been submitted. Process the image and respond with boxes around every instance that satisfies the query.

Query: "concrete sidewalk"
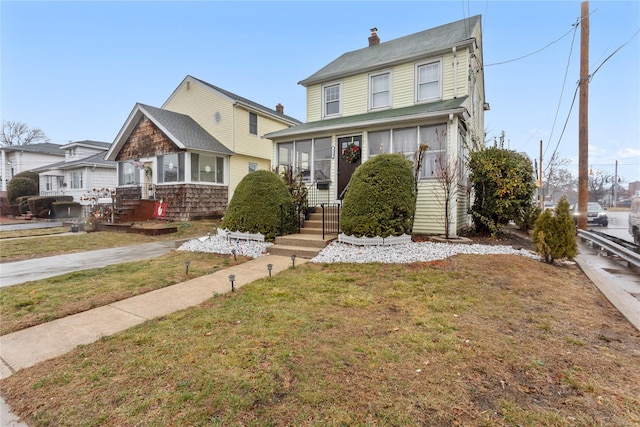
[0,254,303,380]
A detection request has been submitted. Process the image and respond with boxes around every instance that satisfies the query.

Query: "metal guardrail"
[577,229,640,269]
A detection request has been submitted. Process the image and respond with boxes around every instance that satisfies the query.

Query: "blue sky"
[2,1,639,184]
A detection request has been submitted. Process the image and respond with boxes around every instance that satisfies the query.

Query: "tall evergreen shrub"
[340,153,416,237]
[532,197,577,264]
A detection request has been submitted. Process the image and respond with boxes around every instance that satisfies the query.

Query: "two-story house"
[266,16,487,237]
[105,75,301,221]
[1,143,66,192]
[33,140,116,203]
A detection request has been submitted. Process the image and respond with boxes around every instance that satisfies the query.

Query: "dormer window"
[322,82,341,118]
[369,71,391,110]
[416,59,442,102]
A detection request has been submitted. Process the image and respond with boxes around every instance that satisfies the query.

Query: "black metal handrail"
[321,203,340,239]
[279,202,303,236]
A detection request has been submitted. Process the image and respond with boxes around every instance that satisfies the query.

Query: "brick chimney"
[276,103,284,114]
[368,27,380,46]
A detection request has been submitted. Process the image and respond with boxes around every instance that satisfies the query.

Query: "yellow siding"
[306,85,321,122]
[392,63,415,108]
[228,155,271,201]
[342,74,367,116]
[163,81,235,152]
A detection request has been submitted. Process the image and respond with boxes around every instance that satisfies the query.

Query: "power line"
[485,26,577,67]
[589,27,640,80]
[543,18,580,159]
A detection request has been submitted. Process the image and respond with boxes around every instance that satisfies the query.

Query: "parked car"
[629,194,640,244]
[572,202,608,227]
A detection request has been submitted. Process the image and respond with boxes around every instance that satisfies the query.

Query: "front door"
[337,135,362,200]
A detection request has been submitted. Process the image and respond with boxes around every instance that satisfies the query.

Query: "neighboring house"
[266,17,487,237]
[105,76,301,221]
[33,140,116,204]
[1,143,66,191]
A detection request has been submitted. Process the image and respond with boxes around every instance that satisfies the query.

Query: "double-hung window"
[370,72,391,109]
[277,143,293,173]
[416,60,442,102]
[70,171,83,189]
[249,112,257,135]
[323,83,341,117]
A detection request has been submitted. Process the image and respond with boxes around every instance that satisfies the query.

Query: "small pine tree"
[532,197,577,264]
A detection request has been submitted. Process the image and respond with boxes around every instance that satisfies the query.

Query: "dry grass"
[2,255,639,426]
[0,251,248,336]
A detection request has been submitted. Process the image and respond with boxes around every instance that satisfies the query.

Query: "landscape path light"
[231,248,237,260]
[267,263,273,277]
[184,260,190,275]
[229,274,236,292]
[290,254,296,268]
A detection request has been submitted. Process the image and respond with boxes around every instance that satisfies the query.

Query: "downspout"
[452,46,458,98]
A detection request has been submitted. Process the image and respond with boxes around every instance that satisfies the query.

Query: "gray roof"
[189,76,302,125]
[138,104,234,155]
[33,151,115,172]
[266,96,468,140]
[299,15,481,86]
[61,140,111,150]
[0,142,65,156]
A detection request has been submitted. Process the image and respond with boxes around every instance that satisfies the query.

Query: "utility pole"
[614,160,618,207]
[578,1,589,230]
[539,140,543,208]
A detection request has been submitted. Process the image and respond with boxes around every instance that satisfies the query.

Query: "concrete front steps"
[267,233,336,258]
[267,208,339,258]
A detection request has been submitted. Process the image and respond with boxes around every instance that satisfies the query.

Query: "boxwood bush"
[221,170,295,241]
[340,153,416,237]
[7,177,37,204]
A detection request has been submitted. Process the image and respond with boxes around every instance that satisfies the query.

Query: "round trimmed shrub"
[340,153,416,237]
[7,177,37,204]
[221,170,294,241]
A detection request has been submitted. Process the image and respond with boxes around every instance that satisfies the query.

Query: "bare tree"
[588,169,615,203]
[544,153,575,202]
[1,120,50,146]
[433,129,459,239]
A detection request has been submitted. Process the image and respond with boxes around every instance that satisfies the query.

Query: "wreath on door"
[342,143,361,164]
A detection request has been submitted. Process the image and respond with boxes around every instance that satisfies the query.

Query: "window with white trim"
[294,139,312,181]
[45,176,53,191]
[416,60,442,102]
[119,162,140,185]
[420,124,447,178]
[249,112,257,135]
[70,171,83,189]
[369,130,390,157]
[392,128,418,163]
[313,137,331,181]
[323,83,341,117]
[277,142,293,173]
[158,153,185,183]
[248,162,258,173]
[191,153,224,183]
[370,72,391,109]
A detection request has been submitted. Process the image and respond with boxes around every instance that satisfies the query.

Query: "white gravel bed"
[178,235,539,263]
[310,241,539,264]
[177,235,272,259]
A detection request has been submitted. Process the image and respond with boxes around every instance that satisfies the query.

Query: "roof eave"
[298,38,476,87]
[265,107,468,141]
